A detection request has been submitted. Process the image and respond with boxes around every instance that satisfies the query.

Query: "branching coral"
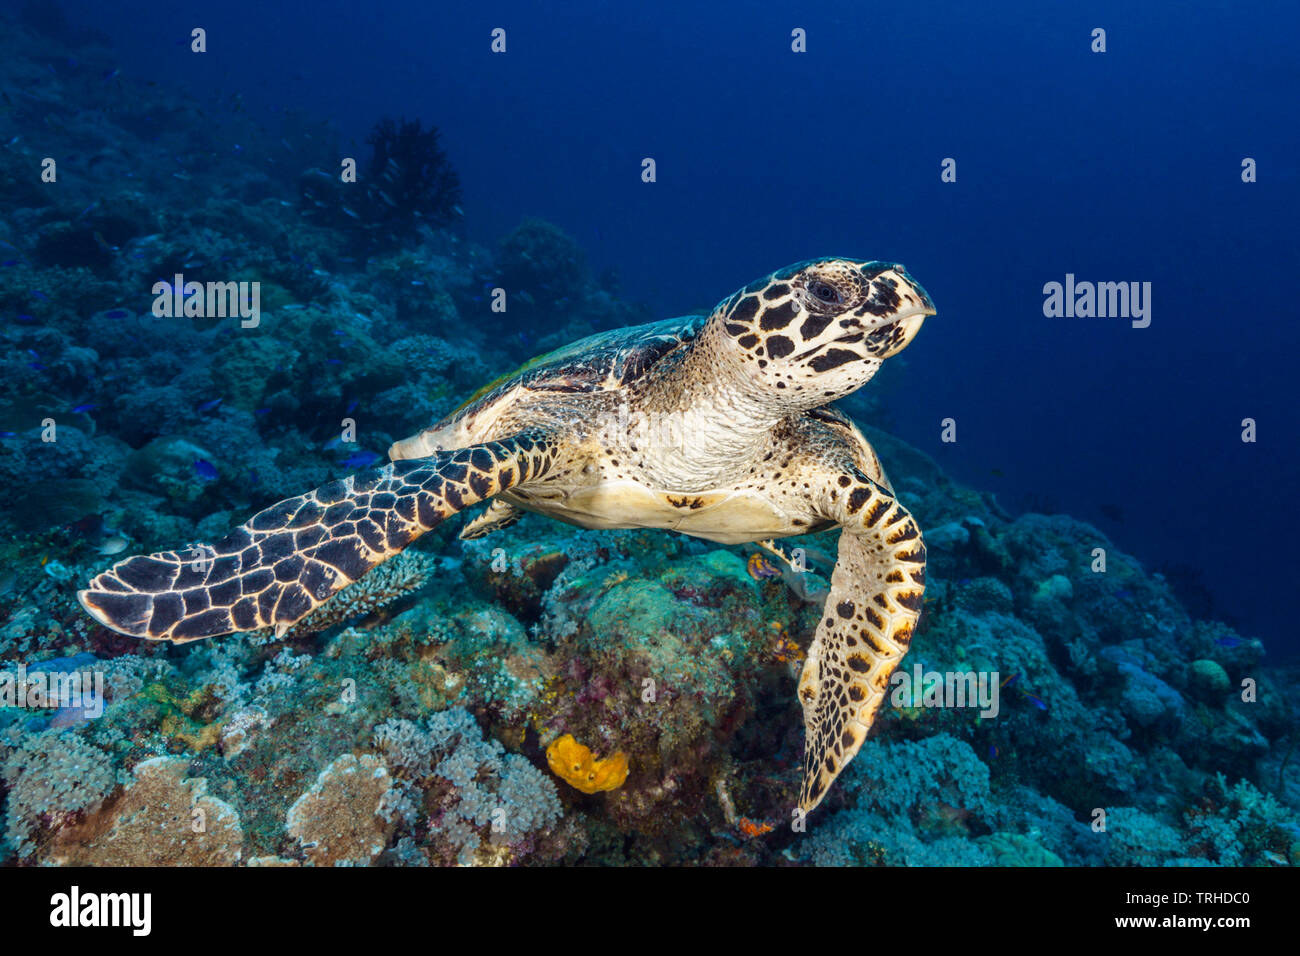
[286,551,434,635]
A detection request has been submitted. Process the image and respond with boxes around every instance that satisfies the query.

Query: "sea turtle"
[79,257,936,811]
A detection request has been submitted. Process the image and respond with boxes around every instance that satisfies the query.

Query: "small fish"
[26,652,97,677]
[1000,673,1020,690]
[987,744,998,760]
[196,397,223,412]
[193,459,218,481]
[0,431,17,438]
[345,399,359,414]
[341,451,381,469]
[341,207,360,220]
[1214,635,1244,649]
[1024,692,1048,711]
[97,534,130,556]
[71,402,97,413]
[747,553,781,580]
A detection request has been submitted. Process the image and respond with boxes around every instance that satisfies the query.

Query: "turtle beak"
[870,267,935,357]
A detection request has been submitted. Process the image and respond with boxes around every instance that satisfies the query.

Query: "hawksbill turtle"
[79,257,936,811]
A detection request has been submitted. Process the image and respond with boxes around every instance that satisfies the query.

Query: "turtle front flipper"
[78,431,556,643]
[797,476,926,812]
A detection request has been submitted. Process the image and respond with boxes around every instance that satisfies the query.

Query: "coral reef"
[44,756,243,866]
[0,7,1296,869]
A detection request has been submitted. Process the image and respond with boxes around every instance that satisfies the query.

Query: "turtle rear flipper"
[79,432,555,643]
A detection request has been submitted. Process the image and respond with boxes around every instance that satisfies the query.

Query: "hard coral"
[285,753,396,866]
[495,217,587,312]
[44,756,243,866]
[546,734,629,794]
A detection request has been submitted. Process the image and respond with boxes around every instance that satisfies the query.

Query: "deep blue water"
[48,0,1300,654]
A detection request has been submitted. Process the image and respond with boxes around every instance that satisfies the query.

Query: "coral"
[1,730,118,858]
[353,117,462,238]
[1188,658,1231,703]
[1184,775,1293,865]
[495,217,587,312]
[285,753,396,866]
[373,708,563,865]
[219,705,271,759]
[978,832,1064,867]
[546,734,629,794]
[1103,807,1185,866]
[288,552,435,635]
[798,734,997,866]
[43,756,243,865]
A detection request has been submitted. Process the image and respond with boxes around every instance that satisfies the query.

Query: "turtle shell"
[441,314,706,426]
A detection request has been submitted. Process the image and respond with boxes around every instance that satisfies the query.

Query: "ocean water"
[0,1,1296,869]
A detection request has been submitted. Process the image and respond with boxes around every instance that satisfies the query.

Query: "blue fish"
[26,652,97,675]
[345,399,359,414]
[71,403,96,413]
[342,451,381,469]
[193,459,218,481]
[1024,693,1048,711]
[196,397,223,412]
[1214,636,1243,649]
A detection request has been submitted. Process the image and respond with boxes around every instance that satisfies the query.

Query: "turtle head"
[714,258,935,404]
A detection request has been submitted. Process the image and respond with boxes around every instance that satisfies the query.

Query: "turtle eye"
[809,281,842,305]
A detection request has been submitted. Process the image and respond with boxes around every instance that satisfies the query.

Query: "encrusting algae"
[546,734,629,794]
